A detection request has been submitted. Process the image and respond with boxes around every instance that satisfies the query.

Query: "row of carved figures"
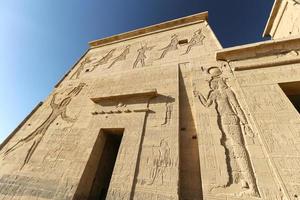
[70,28,205,79]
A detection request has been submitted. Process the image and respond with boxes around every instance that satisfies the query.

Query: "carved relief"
[144,139,172,185]
[88,49,116,72]
[194,67,259,197]
[290,0,300,35]
[161,96,173,125]
[3,83,85,168]
[133,44,154,68]
[158,34,179,59]
[70,57,94,79]
[108,45,130,69]
[182,29,205,55]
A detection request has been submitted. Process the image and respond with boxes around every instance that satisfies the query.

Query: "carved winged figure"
[3,83,85,169]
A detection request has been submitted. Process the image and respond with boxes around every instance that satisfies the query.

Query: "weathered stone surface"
[0,2,300,199]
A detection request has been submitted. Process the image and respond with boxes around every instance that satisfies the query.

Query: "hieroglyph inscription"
[159,34,179,59]
[194,67,260,197]
[3,83,85,169]
[183,29,205,55]
[133,44,154,68]
[108,45,130,69]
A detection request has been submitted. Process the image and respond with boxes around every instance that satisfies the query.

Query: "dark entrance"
[88,129,123,200]
[279,82,300,113]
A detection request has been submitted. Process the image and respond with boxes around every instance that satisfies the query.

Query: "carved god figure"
[147,139,172,185]
[194,67,260,197]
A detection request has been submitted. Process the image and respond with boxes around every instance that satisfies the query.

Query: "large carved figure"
[194,67,259,197]
[70,57,94,79]
[158,34,179,59]
[108,45,130,69]
[133,45,154,68]
[3,83,85,168]
[183,29,205,55]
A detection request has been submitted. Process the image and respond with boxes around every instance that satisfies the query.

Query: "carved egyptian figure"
[161,99,173,125]
[70,57,94,79]
[108,45,130,69]
[133,45,154,68]
[183,29,205,55]
[3,83,85,168]
[159,34,179,59]
[89,49,116,72]
[148,139,172,185]
[194,67,259,197]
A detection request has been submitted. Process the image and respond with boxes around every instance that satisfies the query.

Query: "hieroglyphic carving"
[290,0,300,35]
[88,49,116,72]
[182,29,205,55]
[146,139,172,185]
[158,34,179,59]
[3,83,85,168]
[133,44,154,68]
[194,67,259,197]
[70,57,94,79]
[108,45,130,69]
[0,175,58,199]
[161,96,173,125]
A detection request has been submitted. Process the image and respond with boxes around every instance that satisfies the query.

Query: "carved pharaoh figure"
[194,67,259,197]
[133,44,154,68]
[108,45,130,69]
[183,29,205,55]
[147,139,172,185]
[158,34,179,59]
[70,57,94,79]
[3,83,86,169]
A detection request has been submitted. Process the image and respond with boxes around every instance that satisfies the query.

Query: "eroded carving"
[108,45,130,69]
[158,34,179,59]
[133,44,154,68]
[146,139,172,185]
[70,57,94,79]
[182,29,205,55]
[3,83,85,168]
[194,67,259,197]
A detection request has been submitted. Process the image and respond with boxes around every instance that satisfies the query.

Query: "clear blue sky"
[0,0,273,142]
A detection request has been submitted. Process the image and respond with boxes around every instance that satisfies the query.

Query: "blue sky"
[0,0,273,142]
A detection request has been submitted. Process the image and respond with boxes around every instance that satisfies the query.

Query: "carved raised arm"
[194,90,213,107]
